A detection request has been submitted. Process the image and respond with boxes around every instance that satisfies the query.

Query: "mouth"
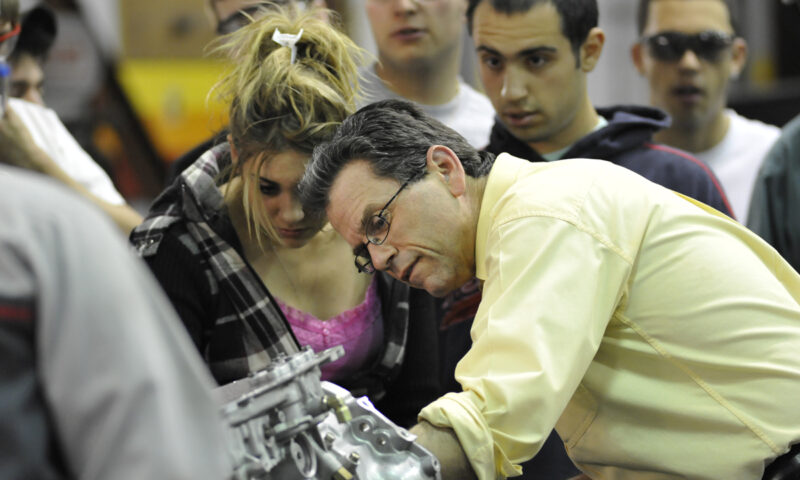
[277,228,308,239]
[502,110,539,128]
[391,27,426,40]
[671,85,704,102]
[400,257,420,284]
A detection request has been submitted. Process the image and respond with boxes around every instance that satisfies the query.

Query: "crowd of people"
[1,1,799,479]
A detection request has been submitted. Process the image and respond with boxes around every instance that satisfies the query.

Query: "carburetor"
[217,346,442,480]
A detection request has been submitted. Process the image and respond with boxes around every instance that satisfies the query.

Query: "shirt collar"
[475,153,529,280]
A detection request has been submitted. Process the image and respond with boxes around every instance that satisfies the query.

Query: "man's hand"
[410,421,478,480]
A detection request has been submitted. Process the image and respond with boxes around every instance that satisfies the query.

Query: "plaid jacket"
[130,144,410,399]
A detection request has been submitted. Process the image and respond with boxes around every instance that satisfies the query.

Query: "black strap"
[763,443,800,480]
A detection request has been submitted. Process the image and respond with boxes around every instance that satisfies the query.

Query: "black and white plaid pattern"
[131,143,408,396]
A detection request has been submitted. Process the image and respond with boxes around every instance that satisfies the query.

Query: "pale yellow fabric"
[419,154,800,480]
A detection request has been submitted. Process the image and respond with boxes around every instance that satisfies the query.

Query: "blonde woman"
[130,5,440,426]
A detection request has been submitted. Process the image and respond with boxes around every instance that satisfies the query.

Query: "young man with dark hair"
[631,0,780,223]
[466,0,730,215]
[7,4,55,106]
[300,98,800,480]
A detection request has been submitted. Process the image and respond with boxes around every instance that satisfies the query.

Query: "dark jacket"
[747,113,800,272]
[487,105,734,218]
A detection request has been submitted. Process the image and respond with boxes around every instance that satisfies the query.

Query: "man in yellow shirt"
[300,98,800,480]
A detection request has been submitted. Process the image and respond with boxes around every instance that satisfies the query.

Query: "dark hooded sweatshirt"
[487,105,734,217]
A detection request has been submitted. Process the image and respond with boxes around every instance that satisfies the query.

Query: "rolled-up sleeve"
[420,213,632,479]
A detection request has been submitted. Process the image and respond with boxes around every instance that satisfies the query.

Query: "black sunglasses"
[641,31,734,63]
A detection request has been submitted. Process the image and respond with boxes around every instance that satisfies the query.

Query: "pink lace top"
[276,277,384,382]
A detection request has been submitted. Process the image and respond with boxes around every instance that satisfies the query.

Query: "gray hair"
[299,99,495,216]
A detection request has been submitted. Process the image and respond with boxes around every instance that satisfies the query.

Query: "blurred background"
[25,0,800,210]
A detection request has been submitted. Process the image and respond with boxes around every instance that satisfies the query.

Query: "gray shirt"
[359,64,495,149]
[0,166,231,479]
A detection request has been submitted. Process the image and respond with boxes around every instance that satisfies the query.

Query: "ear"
[579,27,605,73]
[630,41,647,75]
[227,133,240,164]
[425,145,466,197]
[729,36,747,79]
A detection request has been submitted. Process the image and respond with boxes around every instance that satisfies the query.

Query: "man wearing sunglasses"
[631,0,780,224]
[301,98,800,480]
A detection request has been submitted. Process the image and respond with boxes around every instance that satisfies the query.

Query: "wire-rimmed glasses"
[354,177,415,274]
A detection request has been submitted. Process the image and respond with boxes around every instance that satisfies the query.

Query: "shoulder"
[135,221,200,272]
[130,179,194,257]
[618,141,716,181]
[0,168,109,305]
[727,110,781,142]
[457,80,494,114]
[0,167,118,243]
[606,144,733,216]
[357,64,394,107]
[758,115,800,177]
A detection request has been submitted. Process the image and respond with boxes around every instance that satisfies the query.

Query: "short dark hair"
[10,6,57,64]
[636,0,740,35]
[300,99,496,217]
[466,0,598,57]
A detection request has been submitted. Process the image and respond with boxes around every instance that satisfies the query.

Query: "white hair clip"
[272,27,304,65]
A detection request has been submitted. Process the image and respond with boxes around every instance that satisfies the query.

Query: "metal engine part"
[218,346,442,480]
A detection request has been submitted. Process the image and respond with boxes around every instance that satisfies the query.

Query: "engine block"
[218,346,442,480]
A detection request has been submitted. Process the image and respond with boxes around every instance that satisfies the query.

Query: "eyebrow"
[476,45,558,59]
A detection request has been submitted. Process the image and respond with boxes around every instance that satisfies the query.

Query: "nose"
[393,0,418,14]
[367,242,396,272]
[279,192,305,224]
[23,87,44,106]
[500,64,528,101]
[677,49,702,71]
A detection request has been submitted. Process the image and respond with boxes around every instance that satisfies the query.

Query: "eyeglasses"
[354,177,415,274]
[641,31,734,63]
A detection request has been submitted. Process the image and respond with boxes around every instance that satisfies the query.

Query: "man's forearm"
[410,420,478,480]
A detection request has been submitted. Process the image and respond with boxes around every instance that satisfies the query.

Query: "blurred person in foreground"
[361,0,495,149]
[300,98,800,480]
[0,3,142,233]
[131,6,443,427]
[630,0,780,223]
[0,164,231,479]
